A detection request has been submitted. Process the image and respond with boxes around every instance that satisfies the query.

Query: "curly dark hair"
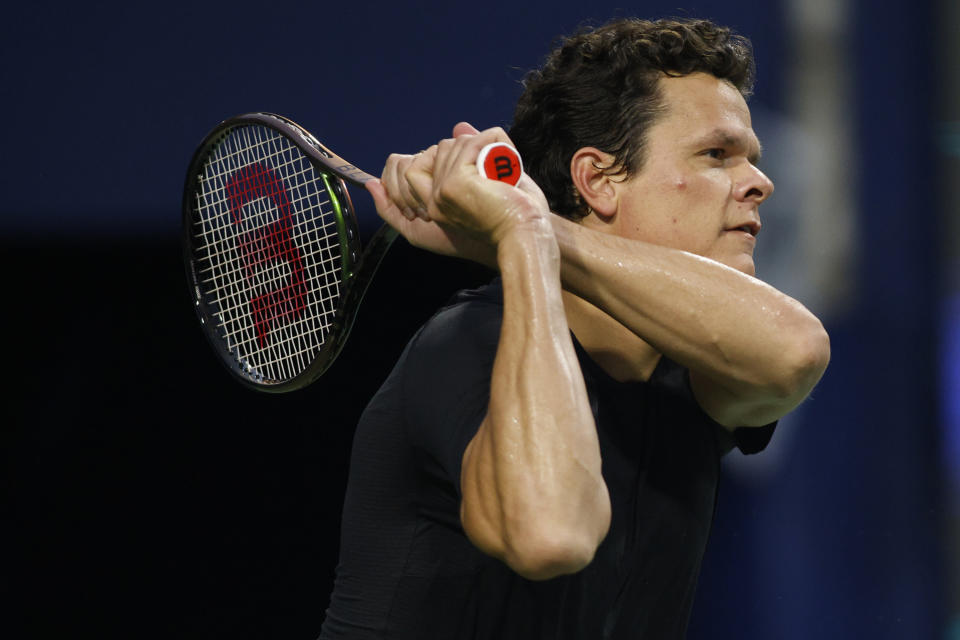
[509,17,756,220]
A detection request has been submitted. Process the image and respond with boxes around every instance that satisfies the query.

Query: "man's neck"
[561,290,661,383]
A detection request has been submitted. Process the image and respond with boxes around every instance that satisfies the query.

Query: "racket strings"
[196,137,312,380]
[198,241,341,305]
[200,246,344,345]
[193,207,340,294]
[192,161,323,224]
[191,124,346,383]
[204,148,331,381]
[193,210,338,282]
[214,126,339,380]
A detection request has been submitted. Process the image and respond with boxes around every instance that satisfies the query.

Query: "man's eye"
[705,148,725,160]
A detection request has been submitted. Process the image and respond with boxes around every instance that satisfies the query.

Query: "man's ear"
[569,148,620,221]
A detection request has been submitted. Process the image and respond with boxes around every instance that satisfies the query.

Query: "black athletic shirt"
[319,280,774,639]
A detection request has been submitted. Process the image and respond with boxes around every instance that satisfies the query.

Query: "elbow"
[500,490,612,580]
[772,319,831,400]
[463,514,608,581]
[503,519,609,581]
[459,431,612,581]
[703,318,830,428]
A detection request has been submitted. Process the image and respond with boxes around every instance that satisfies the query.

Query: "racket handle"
[477,142,523,187]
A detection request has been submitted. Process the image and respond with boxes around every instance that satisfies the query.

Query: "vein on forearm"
[461,223,609,576]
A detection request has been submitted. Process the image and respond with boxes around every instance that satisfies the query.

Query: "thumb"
[365,178,408,225]
[365,177,386,206]
[453,121,481,138]
[365,178,391,219]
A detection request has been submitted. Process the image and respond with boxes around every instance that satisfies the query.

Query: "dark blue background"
[2,1,948,638]
[1,0,789,234]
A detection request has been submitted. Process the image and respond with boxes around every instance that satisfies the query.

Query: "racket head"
[182,112,374,392]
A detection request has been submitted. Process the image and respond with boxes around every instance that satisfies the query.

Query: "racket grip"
[477,142,523,187]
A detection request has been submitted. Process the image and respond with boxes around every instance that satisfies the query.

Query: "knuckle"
[435,181,457,206]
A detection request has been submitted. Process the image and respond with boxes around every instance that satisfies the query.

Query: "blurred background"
[2,0,955,637]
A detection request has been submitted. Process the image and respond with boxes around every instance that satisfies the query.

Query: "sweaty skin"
[366,74,829,577]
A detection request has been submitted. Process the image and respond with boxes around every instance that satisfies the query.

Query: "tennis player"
[319,17,829,639]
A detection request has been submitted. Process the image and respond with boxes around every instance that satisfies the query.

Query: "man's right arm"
[367,130,611,581]
[458,219,611,581]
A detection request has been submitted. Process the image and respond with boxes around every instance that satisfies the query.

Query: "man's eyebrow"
[696,128,764,165]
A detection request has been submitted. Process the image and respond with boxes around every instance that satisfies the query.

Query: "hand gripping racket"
[182,112,522,392]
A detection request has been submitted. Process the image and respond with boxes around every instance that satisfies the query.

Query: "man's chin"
[725,255,756,277]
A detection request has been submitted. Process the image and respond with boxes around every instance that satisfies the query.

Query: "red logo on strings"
[226,163,308,348]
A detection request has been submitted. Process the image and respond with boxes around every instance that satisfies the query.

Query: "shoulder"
[406,279,504,368]
[388,279,506,486]
[398,279,504,426]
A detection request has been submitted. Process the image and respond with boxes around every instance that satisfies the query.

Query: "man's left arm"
[374,121,828,429]
[550,216,830,428]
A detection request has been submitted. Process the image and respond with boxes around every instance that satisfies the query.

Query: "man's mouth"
[728,221,761,237]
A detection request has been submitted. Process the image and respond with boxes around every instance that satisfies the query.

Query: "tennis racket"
[182,112,522,392]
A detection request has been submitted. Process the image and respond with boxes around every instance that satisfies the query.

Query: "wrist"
[495,216,559,270]
[488,195,549,241]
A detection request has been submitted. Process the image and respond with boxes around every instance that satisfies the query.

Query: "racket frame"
[182,112,397,392]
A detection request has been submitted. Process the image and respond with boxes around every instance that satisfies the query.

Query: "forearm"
[460,221,610,580]
[551,216,829,417]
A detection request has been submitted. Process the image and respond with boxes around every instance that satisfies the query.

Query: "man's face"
[612,72,774,276]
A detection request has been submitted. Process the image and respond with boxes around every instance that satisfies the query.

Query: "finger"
[434,137,461,185]
[453,121,481,138]
[406,145,439,220]
[365,177,388,213]
[479,126,516,147]
[380,154,413,220]
[366,177,409,228]
[385,154,423,221]
[395,155,426,218]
